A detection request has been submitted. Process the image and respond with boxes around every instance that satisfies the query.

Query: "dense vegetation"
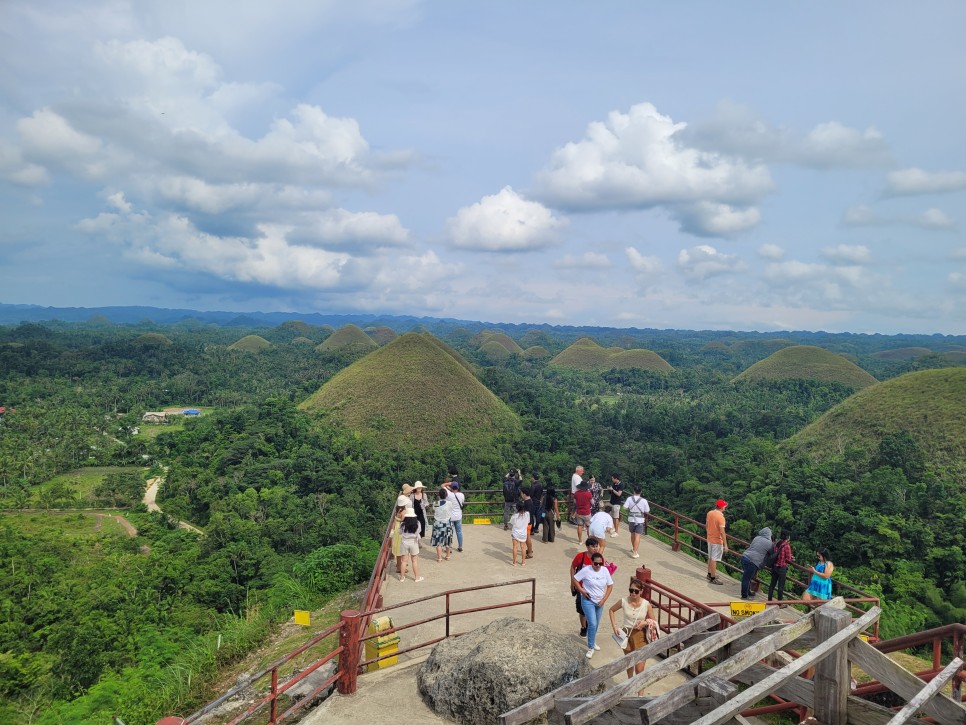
[0,316,964,722]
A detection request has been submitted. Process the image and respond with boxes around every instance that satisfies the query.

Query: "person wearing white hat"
[398,507,424,582]
[410,481,428,538]
[392,494,409,574]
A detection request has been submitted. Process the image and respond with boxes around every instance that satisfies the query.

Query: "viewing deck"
[305,519,797,724]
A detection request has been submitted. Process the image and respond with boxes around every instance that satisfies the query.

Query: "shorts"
[628,522,644,535]
[589,525,607,539]
[400,539,419,556]
[709,543,724,562]
[575,514,591,528]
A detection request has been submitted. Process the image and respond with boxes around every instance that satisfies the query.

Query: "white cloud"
[677,244,744,280]
[673,201,760,237]
[17,109,102,159]
[681,101,891,168]
[842,204,956,231]
[757,243,785,260]
[625,247,662,274]
[885,168,966,196]
[917,208,956,230]
[106,191,132,213]
[534,102,773,235]
[764,260,826,284]
[554,252,611,269]
[447,186,567,252]
[0,144,48,186]
[821,244,872,265]
[289,209,410,250]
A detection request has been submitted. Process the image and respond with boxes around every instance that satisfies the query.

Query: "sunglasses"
[629,588,642,594]
[592,561,604,566]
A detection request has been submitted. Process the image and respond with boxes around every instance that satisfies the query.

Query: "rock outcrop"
[417,617,592,724]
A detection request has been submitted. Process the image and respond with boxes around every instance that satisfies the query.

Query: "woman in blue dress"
[803,548,834,602]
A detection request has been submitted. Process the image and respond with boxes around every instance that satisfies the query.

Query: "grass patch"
[32,466,145,499]
[0,511,130,540]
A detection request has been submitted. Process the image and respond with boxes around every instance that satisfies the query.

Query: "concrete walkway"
[304,520,778,724]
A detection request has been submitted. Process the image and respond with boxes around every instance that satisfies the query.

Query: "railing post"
[672,514,680,551]
[445,592,451,638]
[531,579,536,622]
[269,667,278,723]
[954,629,964,703]
[813,606,851,725]
[337,609,362,695]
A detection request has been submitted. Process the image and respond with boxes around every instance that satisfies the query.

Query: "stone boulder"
[417,617,593,724]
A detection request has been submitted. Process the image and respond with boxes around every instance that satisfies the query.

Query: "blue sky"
[1,1,965,333]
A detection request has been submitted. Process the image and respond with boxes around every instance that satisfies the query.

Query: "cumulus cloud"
[554,252,611,269]
[821,244,872,265]
[677,244,744,280]
[885,168,966,196]
[842,204,956,231]
[0,144,49,186]
[447,186,567,252]
[534,102,773,236]
[625,247,663,274]
[681,101,891,168]
[758,243,785,260]
[673,201,761,237]
[288,209,410,250]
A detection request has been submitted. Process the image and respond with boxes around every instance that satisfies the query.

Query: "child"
[509,501,529,566]
[398,509,424,582]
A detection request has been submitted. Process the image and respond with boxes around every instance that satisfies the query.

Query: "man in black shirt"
[608,473,625,537]
[529,473,544,536]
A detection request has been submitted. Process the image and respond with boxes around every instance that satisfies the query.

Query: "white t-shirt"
[589,511,613,538]
[573,564,613,604]
[509,512,529,542]
[449,492,465,522]
[571,472,583,494]
[623,495,650,524]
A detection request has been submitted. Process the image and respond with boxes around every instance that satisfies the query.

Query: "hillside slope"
[734,345,877,388]
[299,333,520,448]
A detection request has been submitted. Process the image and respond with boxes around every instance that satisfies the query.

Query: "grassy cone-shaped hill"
[733,345,877,389]
[299,333,520,449]
[789,368,966,483]
[133,332,173,347]
[480,340,512,362]
[366,326,398,345]
[523,345,550,360]
[474,330,524,355]
[549,338,671,372]
[228,335,272,352]
[275,320,315,337]
[316,324,379,354]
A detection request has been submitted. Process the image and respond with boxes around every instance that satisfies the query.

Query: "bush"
[293,541,380,596]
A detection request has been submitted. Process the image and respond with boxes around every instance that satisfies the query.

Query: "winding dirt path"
[144,477,205,535]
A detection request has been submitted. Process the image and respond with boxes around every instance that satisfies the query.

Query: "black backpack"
[502,477,518,502]
[763,543,778,568]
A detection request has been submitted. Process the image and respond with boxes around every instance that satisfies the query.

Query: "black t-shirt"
[609,479,625,505]
[530,481,544,506]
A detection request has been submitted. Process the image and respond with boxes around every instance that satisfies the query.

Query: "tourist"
[705,499,728,585]
[446,479,466,552]
[397,509,424,582]
[501,470,519,531]
[803,548,835,603]
[622,485,650,559]
[608,578,658,682]
[570,538,600,637]
[530,473,544,537]
[391,494,409,573]
[431,488,453,561]
[572,553,614,659]
[509,501,529,566]
[607,473,625,536]
[573,481,593,544]
[740,527,773,600]
[520,487,535,559]
[588,474,603,515]
[767,529,794,602]
[410,481,428,538]
[569,465,584,524]
[589,504,616,553]
[542,478,560,543]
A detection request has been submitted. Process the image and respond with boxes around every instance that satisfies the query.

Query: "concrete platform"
[303,521,771,724]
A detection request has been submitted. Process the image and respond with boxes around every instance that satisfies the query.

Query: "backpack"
[502,477,518,502]
[763,543,778,568]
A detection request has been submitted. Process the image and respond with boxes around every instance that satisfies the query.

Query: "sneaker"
[709,577,724,585]
[594,644,600,651]
[631,552,640,559]
[457,547,463,552]
[415,577,424,582]
[586,649,594,659]
[579,626,588,637]
[504,525,508,531]
[611,532,618,538]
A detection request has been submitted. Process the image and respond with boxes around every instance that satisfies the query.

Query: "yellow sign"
[730,601,766,619]
[294,610,311,626]
[472,517,492,525]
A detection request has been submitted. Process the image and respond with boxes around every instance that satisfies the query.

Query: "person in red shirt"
[767,529,795,602]
[573,481,593,544]
[570,538,600,637]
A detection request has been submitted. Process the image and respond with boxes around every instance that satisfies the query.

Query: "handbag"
[612,627,629,650]
[605,561,617,576]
